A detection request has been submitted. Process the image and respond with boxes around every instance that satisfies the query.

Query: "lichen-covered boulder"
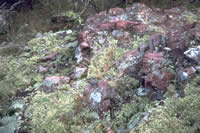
[83,80,115,113]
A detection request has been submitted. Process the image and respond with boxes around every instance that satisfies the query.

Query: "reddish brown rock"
[134,24,148,33]
[75,3,200,96]
[141,52,164,74]
[99,22,116,31]
[38,52,58,62]
[109,8,124,16]
[145,71,175,91]
[143,52,164,63]
[116,20,140,30]
[83,80,114,112]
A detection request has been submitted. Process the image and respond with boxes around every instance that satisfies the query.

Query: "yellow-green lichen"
[131,34,150,49]
[88,39,127,79]
[148,25,165,33]
[181,11,200,23]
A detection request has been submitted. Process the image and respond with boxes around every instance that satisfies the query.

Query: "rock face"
[76,3,200,103]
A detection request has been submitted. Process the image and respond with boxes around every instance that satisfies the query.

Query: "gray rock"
[112,30,124,38]
[10,100,25,111]
[35,33,43,38]
[89,90,102,106]
[73,67,87,79]
[195,65,200,72]
[184,46,200,64]
[98,38,106,44]
[75,46,83,64]
[137,87,150,96]
[178,71,189,81]
[0,116,17,133]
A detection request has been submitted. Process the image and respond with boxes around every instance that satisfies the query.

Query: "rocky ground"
[0,2,200,133]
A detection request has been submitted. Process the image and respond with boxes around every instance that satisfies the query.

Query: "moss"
[57,84,71,91]
[0,30,78,106]
[131,34,150,49]
[0,56,38,102]
[0,44,22,56]
[88,39,128,79]
[28,89,109,133]
[148,25,165,33]
[134,75,200,133]
[112,100,139,130]
[181,11,200,23]
[28,91,75,133]
[26,30,77,65]
[164,84,177,97]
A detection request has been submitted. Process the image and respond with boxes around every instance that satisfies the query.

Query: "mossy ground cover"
[1,1,200,133]
[28,88,149,133]
[134,75,200,133]
[0,30,78,116]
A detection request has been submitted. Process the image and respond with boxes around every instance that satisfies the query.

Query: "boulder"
[83,80,115,113]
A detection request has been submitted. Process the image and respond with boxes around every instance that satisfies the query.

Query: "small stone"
[42,76,70,93]
[137,87,150,96]
[184,67,196,77]
[112,30,123,38]
[75,46,83,64]
[98,38,106,44]
[35,33,43,38]
[66,30,73,34]
[73,67,87,79]
[178,71,189,81]
[184,46,200,63]
[195,65,200,72]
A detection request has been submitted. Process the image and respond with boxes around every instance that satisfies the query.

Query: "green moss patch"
[135,75,200,133]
